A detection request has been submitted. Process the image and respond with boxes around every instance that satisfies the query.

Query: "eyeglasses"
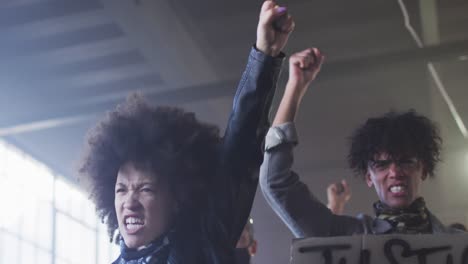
[368,158,419,173]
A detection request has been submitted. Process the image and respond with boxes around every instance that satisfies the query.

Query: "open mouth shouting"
[124,215,145,234]
[388,184,407,197]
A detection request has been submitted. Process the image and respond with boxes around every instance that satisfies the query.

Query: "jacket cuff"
[250,45,285,68]
[265,122,298,151]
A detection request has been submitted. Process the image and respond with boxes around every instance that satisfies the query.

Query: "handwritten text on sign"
[290,234,468,264]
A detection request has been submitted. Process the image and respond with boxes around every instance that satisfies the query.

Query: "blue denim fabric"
[113,46,285,264]
[205,46,284,264]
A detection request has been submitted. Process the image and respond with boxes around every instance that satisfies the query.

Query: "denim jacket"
[116,46,285,264]
[206,46,284,263]
[260,122,457,238]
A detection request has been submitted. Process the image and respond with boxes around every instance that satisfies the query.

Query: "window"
[0,140,119,264]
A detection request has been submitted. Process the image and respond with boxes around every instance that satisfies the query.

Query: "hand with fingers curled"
[327,180,352,215]
[271,48,324,126]
[256,0,295,57]
[286,48,325,99]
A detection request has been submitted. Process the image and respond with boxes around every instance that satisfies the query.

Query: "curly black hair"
[348,110,442,179]
[78,94,221,241]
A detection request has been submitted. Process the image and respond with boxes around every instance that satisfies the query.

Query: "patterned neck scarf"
[113,234,172,264]
[373,197,431,234]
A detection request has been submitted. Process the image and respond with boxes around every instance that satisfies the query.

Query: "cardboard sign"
[290,234,468,264]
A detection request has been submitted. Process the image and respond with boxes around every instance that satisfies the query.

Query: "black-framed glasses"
[368,158,419,173]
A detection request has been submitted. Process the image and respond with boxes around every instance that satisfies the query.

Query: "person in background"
[260,45,462,237]
[327,180,351,215]
[235,218,257,264]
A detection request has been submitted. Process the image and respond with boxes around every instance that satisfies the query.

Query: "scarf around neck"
[373,197,432,234]
[113,234,171,264]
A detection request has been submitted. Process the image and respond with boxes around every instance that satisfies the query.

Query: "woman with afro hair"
[79,1,294,263]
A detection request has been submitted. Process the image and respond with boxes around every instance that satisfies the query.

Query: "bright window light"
[0,139,118,263]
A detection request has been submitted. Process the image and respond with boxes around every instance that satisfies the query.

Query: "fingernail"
[277,6,287,13]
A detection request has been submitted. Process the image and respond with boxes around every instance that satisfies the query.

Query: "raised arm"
[216,0,295,246]
[260,49,363,237]
[272,48,323,125]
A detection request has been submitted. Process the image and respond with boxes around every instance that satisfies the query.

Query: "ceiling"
[1,0,467,263]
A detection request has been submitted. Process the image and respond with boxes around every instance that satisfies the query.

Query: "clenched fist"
[256,0,295,57]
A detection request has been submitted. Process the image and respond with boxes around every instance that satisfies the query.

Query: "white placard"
[290,234,468,264]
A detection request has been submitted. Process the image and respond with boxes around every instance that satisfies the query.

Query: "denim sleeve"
[260,123,363,238]
[216,46,285,246]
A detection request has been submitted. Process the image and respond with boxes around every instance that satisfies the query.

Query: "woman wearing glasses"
[259,48,460,236]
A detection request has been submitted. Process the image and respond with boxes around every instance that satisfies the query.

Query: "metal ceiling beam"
[3,37,134,69]
[0,78,238,135]
[417,0,467,138]
[419,0,440,46]
[0,115,93,137]
[0,9,112,41]
[0,0,102,28]
[99,0,219,88]
[2,37,468,134]
[71,38,468,107]
[316,38,468,80]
